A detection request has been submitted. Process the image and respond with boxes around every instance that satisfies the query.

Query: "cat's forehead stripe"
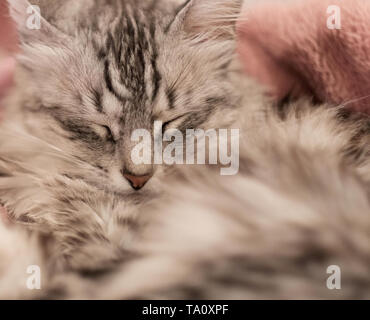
[93,5,164,114]
[104,59,128,103]
[91,88,103,114]
[166,87,177,110]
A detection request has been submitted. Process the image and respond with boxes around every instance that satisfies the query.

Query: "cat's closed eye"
[93,124,116,143]
[162,114,189,133]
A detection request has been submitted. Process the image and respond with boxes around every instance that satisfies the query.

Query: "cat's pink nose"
[123,173,152,190]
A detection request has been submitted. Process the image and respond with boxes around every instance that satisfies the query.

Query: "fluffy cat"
[5,0,243,192]
[0,0,369,299]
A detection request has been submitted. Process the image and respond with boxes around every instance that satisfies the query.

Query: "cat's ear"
[7,0,66,45]
[169,0,244,40]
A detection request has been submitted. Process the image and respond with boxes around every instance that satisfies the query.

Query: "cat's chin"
[84,174,158,199]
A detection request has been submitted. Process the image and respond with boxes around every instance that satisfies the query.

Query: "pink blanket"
[0,1,16,119]
[238,0,370,115]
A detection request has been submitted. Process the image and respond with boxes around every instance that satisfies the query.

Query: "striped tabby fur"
[0,0,369,299]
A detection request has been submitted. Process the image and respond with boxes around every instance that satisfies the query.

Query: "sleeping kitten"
[5,0,243,193]
[0,0,369,299]
[1,0,249,281]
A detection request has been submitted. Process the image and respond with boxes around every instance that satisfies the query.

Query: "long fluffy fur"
[0,0,369,299]
[1,91,370,299]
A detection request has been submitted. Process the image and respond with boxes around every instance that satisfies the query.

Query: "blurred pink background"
[0,1,17,55]
[0,0,16,113]
[238,0,370,114]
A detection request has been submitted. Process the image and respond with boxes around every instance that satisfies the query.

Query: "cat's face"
[10,0,242,192]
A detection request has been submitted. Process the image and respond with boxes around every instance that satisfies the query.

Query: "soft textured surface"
[0,0,369,300]
[1,91,370,299]
[238,0,370,115]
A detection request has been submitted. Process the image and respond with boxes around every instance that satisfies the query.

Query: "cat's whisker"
[339,94,370,108]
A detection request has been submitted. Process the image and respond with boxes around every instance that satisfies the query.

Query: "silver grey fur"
[0,0,369,299]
